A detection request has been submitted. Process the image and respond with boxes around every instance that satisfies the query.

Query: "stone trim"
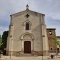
[6,50,48,56]
[20,32,34,40]
[22,20,32,26]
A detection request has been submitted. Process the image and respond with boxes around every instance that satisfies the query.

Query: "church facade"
[6,6,51,56]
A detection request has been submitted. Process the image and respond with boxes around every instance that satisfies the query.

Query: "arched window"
[26,23,29,30]
[23,21,32,30]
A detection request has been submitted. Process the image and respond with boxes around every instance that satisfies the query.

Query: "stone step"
[0,56,48,60]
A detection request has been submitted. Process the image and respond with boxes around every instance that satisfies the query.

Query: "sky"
[0,0,60,36]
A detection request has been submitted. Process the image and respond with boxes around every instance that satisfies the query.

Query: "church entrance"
[24,41,31,53]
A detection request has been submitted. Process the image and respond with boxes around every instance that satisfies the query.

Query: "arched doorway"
[23,34,32,54]
[20,32,34,54]
[24,41,31,53]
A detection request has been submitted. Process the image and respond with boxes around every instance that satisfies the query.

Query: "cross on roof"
[26,4,29,9]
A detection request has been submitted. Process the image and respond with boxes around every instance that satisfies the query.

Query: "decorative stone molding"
[13,12,25,17]
[10,35,12,38]
[26,14,30,18]
[42,35,45,37]
[10,9,45,18]
[10,23,13,26]
[22,20,32,26]
[20,32,34,40]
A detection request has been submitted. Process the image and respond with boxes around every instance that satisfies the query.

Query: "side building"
[46,28,57,53]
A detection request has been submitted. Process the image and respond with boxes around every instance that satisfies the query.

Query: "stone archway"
[20,32,34,54]
[20,32,34,40]
[23,34,32,54]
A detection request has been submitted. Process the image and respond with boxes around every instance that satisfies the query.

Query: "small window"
[49,31,52,35]
[51,48,52,50]
[57,48,59,53]
[26,23,29,30]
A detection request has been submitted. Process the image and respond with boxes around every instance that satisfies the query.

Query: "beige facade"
[7,7,49,56]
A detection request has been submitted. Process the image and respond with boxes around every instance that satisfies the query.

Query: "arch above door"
[20,32,34,40]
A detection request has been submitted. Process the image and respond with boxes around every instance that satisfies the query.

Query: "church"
[6,5,57,56]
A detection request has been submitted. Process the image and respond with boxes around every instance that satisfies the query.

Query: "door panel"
[24,41,31,53]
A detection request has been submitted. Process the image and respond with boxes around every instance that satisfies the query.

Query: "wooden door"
[24,41,31,53]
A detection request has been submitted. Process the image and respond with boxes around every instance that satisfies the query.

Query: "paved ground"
[0,56,60,60]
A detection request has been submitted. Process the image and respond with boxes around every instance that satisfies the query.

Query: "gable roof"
[10,9,45,16]
[46,28,56,30]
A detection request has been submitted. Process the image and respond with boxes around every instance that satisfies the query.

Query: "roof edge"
[10,9,45,16]
[46,28,56,30]
[56,36,60,38]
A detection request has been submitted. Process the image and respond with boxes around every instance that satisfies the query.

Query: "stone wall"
[7,9,48,56]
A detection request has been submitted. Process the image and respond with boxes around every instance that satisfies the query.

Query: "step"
[0,56,47,60]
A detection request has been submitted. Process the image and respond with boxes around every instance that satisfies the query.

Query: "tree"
[0,35,3,48]
[2,31,8,49]
[55,39,59,47]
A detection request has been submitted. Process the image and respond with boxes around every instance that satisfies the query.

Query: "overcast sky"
[0,0,60,36]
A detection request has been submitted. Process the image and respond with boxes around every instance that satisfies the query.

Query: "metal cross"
[26,4,29,9]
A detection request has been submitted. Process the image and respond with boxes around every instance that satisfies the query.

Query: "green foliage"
[55,39,57,45]
[56,41,59,45]
[2,31,8,49]
[55,39,59,47]
[55,39,58,48]
[0,35,3,47]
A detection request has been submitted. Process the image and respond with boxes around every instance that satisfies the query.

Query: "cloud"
[0,0,60,36]
[0,0,28,35]
[29,0,60,20]
[45,17,60,36]
[0,25,8,35]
